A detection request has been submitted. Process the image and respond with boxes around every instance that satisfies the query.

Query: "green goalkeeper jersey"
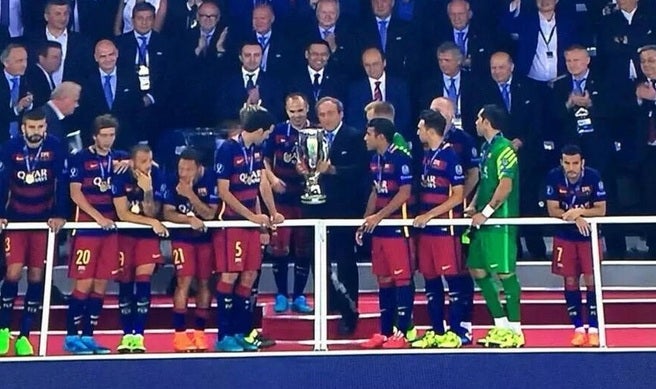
[476,133,519,218]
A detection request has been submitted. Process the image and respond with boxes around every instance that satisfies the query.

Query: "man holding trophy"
[296,96,369,335]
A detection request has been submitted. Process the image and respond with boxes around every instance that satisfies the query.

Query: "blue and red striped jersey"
[418,142,465,236]
[369,144,413,237]
[0,135,68,221]
[444,127,480,171]
[263,121,304,204]
[111,165,165,238]
[163,167,219,242]
[214,136,264,220]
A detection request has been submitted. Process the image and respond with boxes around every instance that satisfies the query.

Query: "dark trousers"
[639,147,656,255]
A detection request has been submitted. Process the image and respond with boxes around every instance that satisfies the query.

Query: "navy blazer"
[502,8,579,78]
[0,75,32,144]
[346,75,411,137]
[216,71,284,122]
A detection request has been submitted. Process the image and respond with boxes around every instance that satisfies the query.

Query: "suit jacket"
[287,68,346,122]
[24,29,93,84]
[428,21,497,77]
[77,68,141,149]
[346,75,411,137]
[301,20,361,80]
[0,74,32,144]
[635,78,656,161]
[115,30,171,103]
[417,71,481,137]
[25,64,54,108]
[356,15,418,79]
[551,71,613,169]
[235,28,299,81]
[319,123,369,216]
[501,9,579,78]
[481,75,542,168]
[41,102,65,141]
[216,71,284,122]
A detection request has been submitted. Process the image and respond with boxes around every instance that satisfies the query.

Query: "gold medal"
[24,173,35,185]
[98,181,108,192]
[130,203,141,214]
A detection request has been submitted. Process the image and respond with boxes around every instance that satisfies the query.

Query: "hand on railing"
[355,226,364,246]
[151,220,169,238]
[362,214,382,233]
[188,216,207,233]
[249,213,272,228]
[46,218,66,233]
[0,218,7,233]
[97,217,117,231]
[412,214,432,228]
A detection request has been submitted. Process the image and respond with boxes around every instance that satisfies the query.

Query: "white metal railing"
[4,215,656,356]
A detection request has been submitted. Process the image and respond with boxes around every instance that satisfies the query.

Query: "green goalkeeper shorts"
[467,225,518,274]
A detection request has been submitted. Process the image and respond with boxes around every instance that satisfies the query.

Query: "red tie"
[373,81,382,101]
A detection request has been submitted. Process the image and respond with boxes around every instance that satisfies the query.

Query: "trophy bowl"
[296,128,330,205]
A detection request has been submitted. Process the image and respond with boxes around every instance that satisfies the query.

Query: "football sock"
[194,308,209,331]
[272,257,289,297]
[66,289,86,336]
[0,280,18,328]
[20,282,43,337]
[446,274,474,335]
[564,288,583,329]
[425,277,445,334]
[475,275,505,319]
[172,309,186,332]
[586,290,598,329]
[501,274,521,322]
[293,257,310,300]
[378,285,395,336]
[234,284,251,335]
[82,293,103,337]
[134,276,152,335]
[248,271,261,332]
[396,283,413,334]
[215,281,234,339]
[118,281,134,335]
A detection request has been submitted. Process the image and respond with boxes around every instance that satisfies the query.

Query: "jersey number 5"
[234,241,243,263]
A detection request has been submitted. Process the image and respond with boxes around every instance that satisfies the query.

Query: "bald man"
[78,39,142,150]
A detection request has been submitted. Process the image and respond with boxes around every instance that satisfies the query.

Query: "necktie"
[103,75,114,109]
[48,73,56,90]
[325,131,335,147]
[574,78,586,95]
[378,20,388,52]
[501,83,510,112]
[68,0,77,31]
[649,80,656,144]
[1,0,9,27]
[246,73,255,90]
[258,35,267,49]
[312,73,321,100]
[321,29,330,39]
[456,31,466,55]
[137,36,148,66]
[10,77,19,105]
[447,78,457,101]
[204,33,212,48]
[373,81,382,101]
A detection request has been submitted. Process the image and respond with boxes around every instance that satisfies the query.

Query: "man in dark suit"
[417,41,480,137]
[303,96,369,334]
[356,0,418,79]
[24,0,92,85]
[301,0,360,80]
[115,1,171,145]
[40,80,80,141]
[77,39,141,149]
[216,41,284,122]
[481,51,545,258]
[175,0,230,127]
[347,47,411,136]
[0,44,34,143]
[287,40,346,123]
[69,0,119,42]
[25,40,61,108]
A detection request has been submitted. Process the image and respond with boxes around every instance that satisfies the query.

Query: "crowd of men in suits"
[1,0,656,261]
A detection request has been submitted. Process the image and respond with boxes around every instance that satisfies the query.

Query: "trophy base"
[301,194,327,205]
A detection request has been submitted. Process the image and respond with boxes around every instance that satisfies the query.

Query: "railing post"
[312,220,322,351]
[38,229,57,356]
[589,221,607,348]
[317,220,329,351]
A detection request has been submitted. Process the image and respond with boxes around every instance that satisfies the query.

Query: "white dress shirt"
[369,72,386,101]
[528,13,558,82]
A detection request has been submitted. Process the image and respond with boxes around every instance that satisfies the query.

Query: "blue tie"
[8,77,19,138]
[103,75,114,109]
[325,131,335,147]
[378,20,388,52]
[574,78,586,95]
[501,83,510,112]
[456,31,466,55]
[448,78,457,101]
[137,36,148,66]
[321,29,330,39]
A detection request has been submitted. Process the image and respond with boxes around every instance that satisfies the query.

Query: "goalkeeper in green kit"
[465,105,524,348]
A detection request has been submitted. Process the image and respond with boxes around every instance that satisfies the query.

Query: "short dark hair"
[561,144,583,157]
[241,40,263,53]
[242,109,275,133]
[37,40,62,58]
[419,109,447,136]
[480,104,507,132]
[285,92,309,106]
[93,114,119,136]
[22,108,46,123]
[132,1,156,18]
[45,0,69,11]
[306,39,331,54]
[131,144,152,158]
[179,148,202,165]
[367,118,396,143]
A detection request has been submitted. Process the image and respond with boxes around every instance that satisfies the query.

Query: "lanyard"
[423,141,448,176]
[23,143,44,173]
[238,135,255,173]
[539,24,556,49]
[564,172,583,209]
[376,145,394,184]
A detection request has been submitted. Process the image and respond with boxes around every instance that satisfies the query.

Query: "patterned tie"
[321,29,330,39]
[1,0,9,27]
[373,81,382,101]
[456,31,466,55]
[103,75,114,109]
[325,131,335,147]
[246,73,255,90]
[258,35,267,48]
[501,83,510,112]
[378,20,388,52]
[137,36,148,66]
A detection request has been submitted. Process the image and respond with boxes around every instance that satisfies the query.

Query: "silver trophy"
[296,128,330,205]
